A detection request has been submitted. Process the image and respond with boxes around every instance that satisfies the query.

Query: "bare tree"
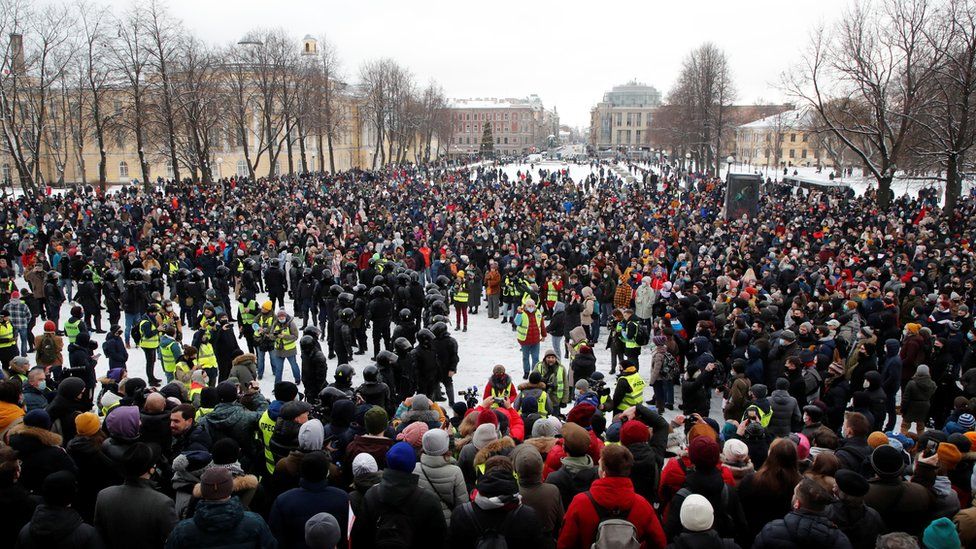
[787,0,943,207]
[111,5,153,185]
[143,0,182,182]
[314,34,344,173]
[73,0,112,189]
[0,0,75,194]
[360,58,393,168]
[171,36,223,184]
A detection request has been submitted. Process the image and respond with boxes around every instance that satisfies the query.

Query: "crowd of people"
[0,157,975,548]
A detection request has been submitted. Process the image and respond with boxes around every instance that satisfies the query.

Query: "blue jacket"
[102,334,129,370]
[164,497,276,549]
[268,479,349,549]
[22,384,51,412]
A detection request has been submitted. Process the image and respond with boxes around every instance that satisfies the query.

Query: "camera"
[458,386,480,409]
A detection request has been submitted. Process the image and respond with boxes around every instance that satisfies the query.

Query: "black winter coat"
[350,468,447,549]
[753,510,853,549]
[545,463,599,511]
[449,502,543,549]
[680,369,715,417]
[16,505,103,549]
[66,435,122,523]
[432,336,459,379]
[301,347,329,403]
[7,426,78,494]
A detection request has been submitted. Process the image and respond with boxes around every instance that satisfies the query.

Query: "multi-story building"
[446,95,557,157]
[588,81,662,151]
[734,107,832,171]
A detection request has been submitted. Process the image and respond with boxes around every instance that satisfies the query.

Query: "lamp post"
[726,155,735,180]
[685,152,691,172]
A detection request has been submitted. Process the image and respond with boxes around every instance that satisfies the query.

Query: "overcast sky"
[91,0,851,127]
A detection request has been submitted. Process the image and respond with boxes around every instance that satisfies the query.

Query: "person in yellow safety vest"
[138,305,163,386]
[533,349,570,410]
[610,359,646,413]
[618,309,642,367]
[513,370,553,417]
[192,325,218,386]
[187,369,208,405]
[452,271,469,332]
[270,308,300,385]
[256,382,299,475]
[64,305,88,344]
[515,299,546,379]
[158,325,183,384]
[253,301,276,380]
[482,365,518,407]
[173,344,198,387]
[0,311,17,371]
[743,384,773,428]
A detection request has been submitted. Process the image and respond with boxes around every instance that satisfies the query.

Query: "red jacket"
[465,405,525,442]
[482,378,518,404]
[557,476,666,549]
[542,431,604,479]
[658,455,736,510]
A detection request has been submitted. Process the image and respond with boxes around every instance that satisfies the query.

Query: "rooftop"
[739,107,817,130]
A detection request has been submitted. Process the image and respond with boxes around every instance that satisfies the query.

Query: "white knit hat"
[680,493,714,532]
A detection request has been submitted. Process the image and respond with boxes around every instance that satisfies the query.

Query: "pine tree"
[480,121,494,157]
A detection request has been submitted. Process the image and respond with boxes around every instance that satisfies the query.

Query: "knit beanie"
[216,381,238,403]
[689,436,720,469]
[722,439,749,463]
[938,442,963,471]
[24,409,51,430]
[352,453,378,477]
[299,419,325,451]
[364,406,389,435]
[473,423,500,450]
[562,422,591,457]
[477,408,499,427]
[512,444,544,484]
[385,441,417,473]
[679,493,714,532]
[867,431,889,448]
[923,517,962,549]
[531,416,561,438]
[305,512,341,549]
[422,428,450,456]
[959,413,976,431]
[397,421,428,450]
[74,412,101,437]
[567,403,596,428]
[620,420,650,447]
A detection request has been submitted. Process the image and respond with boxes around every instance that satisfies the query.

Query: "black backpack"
[373,487,421,549]
[36,335,58,364]
[636,324,651,346]
[461,502,516,549]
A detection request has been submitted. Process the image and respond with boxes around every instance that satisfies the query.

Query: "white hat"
[722,438,750,463]
[679,493,714,532]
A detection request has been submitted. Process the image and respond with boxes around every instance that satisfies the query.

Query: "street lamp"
[685,152,691,172]
[726,155,735,180]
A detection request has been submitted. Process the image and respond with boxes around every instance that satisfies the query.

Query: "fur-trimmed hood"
[474,436,515,466]
[400,409,441,425]
[191,473,259,498]
[8,424,62,447]
[522,436,558,457]
[232,353,257,367]
[517,381,547,391]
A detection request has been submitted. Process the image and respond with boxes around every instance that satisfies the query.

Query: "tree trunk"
[945,153,961,212]
[878,175,893,208]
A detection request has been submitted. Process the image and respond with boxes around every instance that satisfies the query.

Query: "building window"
[636,113,642,126]
[615,113,622,126]
[626,113,633,127]
[802,134,808,142]
[801,149,808,159]
[504,137,508,144]
[237,160,248,177]
[789,149,796,158]
[119,161,129,179]
[1,164,10,185]
[790,133,796,142]
[635,130,641,143]
[166,161,174,179]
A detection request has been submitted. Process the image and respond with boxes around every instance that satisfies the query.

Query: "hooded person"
[268,450,350,549]
[483,364,518,405]
[8,409,78,493]
[15,471,102,549]
[44,376,90,444]
[544,422,599,511]
[102,405,144,466]
[510,444,563,547]
[449,456,544,547]
[349,441,448,548]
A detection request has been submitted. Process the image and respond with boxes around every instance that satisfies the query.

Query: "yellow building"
[734,108,831,171]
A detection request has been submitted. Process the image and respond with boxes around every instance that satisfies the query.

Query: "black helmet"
[430,301,449,316]
[129,268,145,280]
[317,385,351,410]
[393,337,413,353]
[303,267,312,278]
[299,335,316,350]
[46,270,60,281]
[269,258,279,269]
[303,325,321,339]
[416,328,435,345]
[216,265,230,277]
[339,307,354,322]
[372,275,386,287]
[430,315,449,325]
[335,363,355,382]
[104,269,120,282]
[243,258,256,269]
[369,286,387,298]
[368,257,378,267]
[354,283,367,296]
[398,308,412,322]
[329,284,343,298]
[338,292,355,307]
[435,275,451,288]
[363,364,379,383]
[409,271,420,283]
[397,273,410,285]
[424,283,440,293]
[431,321,449,338]
[81,270,94,282]
[375,350,398,367]
[191,269,204,281]
[176,267,191,280]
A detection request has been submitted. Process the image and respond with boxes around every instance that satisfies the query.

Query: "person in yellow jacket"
[451,271,469,332]
[192,325,218,387]
[173,344,198,387]
[610,359,646,413]
[270,308,300,385]
[253,301,276,380]
[533,348,571,411]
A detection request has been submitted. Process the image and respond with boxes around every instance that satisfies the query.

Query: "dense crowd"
[0,158,975,548]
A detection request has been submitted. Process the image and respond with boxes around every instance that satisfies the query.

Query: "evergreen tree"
[480,122,494,157]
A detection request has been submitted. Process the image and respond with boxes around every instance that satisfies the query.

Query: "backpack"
[36,335,58,364]
[635,324,651,346]
[660,351,679,381]
[461,502,516,549]
[584,492,640,549]
[373,487,420,549]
